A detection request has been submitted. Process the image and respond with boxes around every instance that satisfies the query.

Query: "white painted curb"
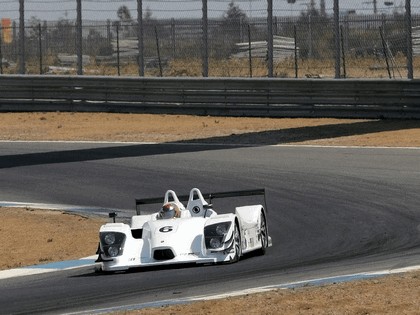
[0,256,98,280]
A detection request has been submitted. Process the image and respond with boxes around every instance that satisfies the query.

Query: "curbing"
[0,256,98,280]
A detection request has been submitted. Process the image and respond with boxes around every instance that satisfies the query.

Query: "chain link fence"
[0,0,419,78]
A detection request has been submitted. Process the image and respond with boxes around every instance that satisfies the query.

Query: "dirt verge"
[0,112,419,146]
[0,207,106,270]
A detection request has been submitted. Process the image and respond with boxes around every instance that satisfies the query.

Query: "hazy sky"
[0,0,413,22]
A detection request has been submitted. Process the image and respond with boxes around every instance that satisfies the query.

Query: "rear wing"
[135,188,266,215]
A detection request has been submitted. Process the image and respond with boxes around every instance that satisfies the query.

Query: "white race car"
[96,188,272,272]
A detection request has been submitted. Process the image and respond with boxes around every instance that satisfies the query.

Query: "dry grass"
[1,113,420,147]
[7,56,419,78]
[0,207,106,270]
[122,271,420,315]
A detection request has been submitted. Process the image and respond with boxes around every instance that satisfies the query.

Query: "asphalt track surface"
[0,142,419,314]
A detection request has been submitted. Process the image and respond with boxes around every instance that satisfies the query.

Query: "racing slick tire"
[231,222,242,263]
[258,212,269,255]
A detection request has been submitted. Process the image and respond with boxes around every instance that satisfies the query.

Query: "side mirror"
[109,212,117,223]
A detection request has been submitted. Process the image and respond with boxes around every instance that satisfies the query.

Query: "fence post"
[274,16,278,35]
[0,28,3,74]
[13,22,17,63]
[76,0,83,75]
[116,24,120,76]
[155,26,163,77]
[171,18,176,59]
[202,0,208,77]
[38,24,43,74]
[267,0,273,77]
[107,20,111,46]
[43,21,49,55]
[240,16,243,43]
[380,26,392,79]
[18,0,25,74]
[406,0,413,79]
[294,25,298,78]
[137,0,144,76]
[334,0,340,78]
[340,25,346,78]
[248,24,252,78]
[308,14,312,58]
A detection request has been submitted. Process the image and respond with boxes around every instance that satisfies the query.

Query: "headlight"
[100,232,126,257]
[107,246,120,257]
[104,233,116,245]
[204,222,232,250]
[209,238,222,249]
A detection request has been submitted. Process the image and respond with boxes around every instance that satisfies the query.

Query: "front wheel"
[258,212,268,255]
[231,222,242,263]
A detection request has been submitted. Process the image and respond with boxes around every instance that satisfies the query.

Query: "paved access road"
[0,142,419,314]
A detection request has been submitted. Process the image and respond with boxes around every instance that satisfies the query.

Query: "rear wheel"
[258,212,268,255]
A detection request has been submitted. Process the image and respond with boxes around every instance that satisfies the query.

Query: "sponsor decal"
[159,226,173,233]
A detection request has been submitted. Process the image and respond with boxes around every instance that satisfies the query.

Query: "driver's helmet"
[158,202,181,219]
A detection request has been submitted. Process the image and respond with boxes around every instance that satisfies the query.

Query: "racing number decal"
[159,226,173,233]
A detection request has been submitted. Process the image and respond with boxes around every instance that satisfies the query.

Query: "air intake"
[153,249,175,260]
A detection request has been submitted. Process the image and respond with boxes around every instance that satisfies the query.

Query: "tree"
[50,19,77,54]
[224,1,247,22]
[86,28,113,56]
[27,16,42,39]
[144,6,154,21]
[117,5,132,23]
[297,1,332,59]
[117,5,134,37]
[215,1,248,58]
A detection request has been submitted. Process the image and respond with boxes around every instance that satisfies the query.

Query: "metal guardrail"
[0,75,419,118]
